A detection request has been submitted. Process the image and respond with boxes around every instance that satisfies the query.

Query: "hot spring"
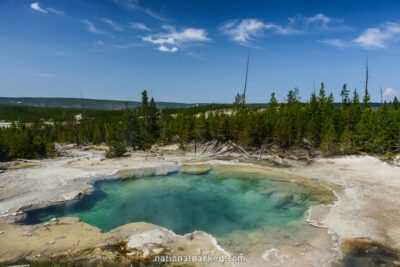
[21,167,330,241]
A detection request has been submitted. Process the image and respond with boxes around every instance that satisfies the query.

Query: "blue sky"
[1,0,400,103]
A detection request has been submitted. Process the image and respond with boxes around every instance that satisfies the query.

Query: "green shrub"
[105,140,126,158]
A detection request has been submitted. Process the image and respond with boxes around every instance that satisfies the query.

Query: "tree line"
[0,84,399,161]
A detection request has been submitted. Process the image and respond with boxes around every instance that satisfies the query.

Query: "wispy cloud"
[129,22,151,31]
[30,2,47,13]
[220,19,297,44]
[319,38,348,48]
[30,3,108,36]
[142,26,210,52]
[112,42,143,49]
[157,45,178,52]
[293,13,350,32]
[322,22,400,49]
[35,73,53,77]
[102,18,122,31]
[81,19,108,35]
[96,40,105,47]
[142,36,174,44]
[31,2,67,16]
[221,14,348,45]
[306,13,331,24]
[112,0,166,21]
[220,19,262,43]
[47,7,66,16]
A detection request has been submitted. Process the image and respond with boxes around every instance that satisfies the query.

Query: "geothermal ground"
[0,145,399,266]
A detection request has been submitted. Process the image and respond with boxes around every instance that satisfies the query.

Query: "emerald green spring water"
[22,169,321,237]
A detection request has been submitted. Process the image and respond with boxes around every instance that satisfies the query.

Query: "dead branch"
[211,140,219,153]
[199,141,212,157]
[207,148,234,158]
[228,140,249,158]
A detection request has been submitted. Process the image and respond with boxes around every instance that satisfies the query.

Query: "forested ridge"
[0,97,189,110]
[0,84,399,161]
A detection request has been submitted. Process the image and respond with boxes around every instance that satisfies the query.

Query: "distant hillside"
[0,97,383,110]
[0,97,189,110]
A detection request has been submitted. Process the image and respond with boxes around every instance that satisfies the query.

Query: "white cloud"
[220,14,342,45]
[383,87,397,97]
[157,45,178,52]
[220,18,301,44]
[322,22,400,49]
[102,18,122,31]
[81,20,107,35]
[169,28,210,42]
[221,19,270,43]
[142,36,175,44]
[129,22,151,31]
[354,22,400,49]
[30,2,47,13]
[35,73,53,77]
[30,3,67,16]
[142,27,210,52]
[306,13,331,24]
[47,7,66,16]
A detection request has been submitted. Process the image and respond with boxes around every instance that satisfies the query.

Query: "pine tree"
[141,90,148,111]
[348,89,362,128]
[354,110,372,151]
[393,96,399,110]
[318,82,326,105]
[195,112,209,140]
[159,110,168,145]
[287,88,299,105]
[339,125,354,154]
[141,90,150,147]
[320,121,337,156]
[340,83,350,108]
[148,97,159,142]
[306,92,321,148]
[363,88,371,109]
[233,93,245,111]
[269,92,278,108]
[122,109,142,149]
[106,123,126,158]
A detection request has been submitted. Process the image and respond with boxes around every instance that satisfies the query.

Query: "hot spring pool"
[21,168,324,237]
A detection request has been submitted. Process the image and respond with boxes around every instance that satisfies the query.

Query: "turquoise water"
[21,169,320,237]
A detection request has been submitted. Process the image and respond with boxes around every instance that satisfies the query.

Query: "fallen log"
[199,141,213,157]
[211,140,219,153]
[228,140,250,158]
[263,148,283,165]
[208,148,234,157]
